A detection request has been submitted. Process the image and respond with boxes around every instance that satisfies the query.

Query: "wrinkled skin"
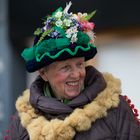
[39,57,86,99]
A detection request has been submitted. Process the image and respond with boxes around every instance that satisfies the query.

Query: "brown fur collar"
[16,73,121,140]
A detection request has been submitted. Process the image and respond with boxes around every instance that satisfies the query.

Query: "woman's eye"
[61,65,70,70]
[77,62,84,67]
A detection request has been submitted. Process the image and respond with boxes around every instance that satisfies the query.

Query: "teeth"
[67,81,79,86]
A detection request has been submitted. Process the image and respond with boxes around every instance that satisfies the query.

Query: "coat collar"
[16,72,121,140]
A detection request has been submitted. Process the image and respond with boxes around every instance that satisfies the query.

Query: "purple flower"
[50,31,60,38]
[45,20,51,28]
[77,23,83,31]
[72,18,77,23]
[45,18,55,28]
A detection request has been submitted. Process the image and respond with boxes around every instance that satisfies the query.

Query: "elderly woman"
[5,2,140,140]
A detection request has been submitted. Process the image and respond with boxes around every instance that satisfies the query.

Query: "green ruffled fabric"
[21,31,96,62]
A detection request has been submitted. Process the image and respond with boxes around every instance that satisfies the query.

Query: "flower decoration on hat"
[21,1,97,72]
[34,2,96,44]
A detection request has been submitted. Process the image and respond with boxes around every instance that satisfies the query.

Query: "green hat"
[21,2,97,72]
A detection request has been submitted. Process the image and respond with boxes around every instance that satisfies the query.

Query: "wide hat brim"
[25,44,97,72]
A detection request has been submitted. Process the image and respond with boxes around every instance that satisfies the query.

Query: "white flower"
[78,12,82,17]
[66,33,71,38]
[63,19,72,27]
[72,14,78,20]
[78,12,87,18]
[71,26,78,33]
[43,26,47,31]
[71,33,78,43]
[66,26,78,34]
[83,13,88,17]
[55,11,62,19]
[66,28,72,35]
[86,31,96,44]
[66,26,78,42]
[55,20,63,27]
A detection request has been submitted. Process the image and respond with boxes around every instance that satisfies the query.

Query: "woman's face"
[43,57,86,99]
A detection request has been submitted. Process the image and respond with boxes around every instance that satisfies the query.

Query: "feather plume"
[63,1,72,14]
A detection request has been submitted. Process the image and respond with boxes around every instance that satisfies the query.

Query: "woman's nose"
[70,67,80,78]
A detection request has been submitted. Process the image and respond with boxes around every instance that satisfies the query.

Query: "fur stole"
[16,73,121,140]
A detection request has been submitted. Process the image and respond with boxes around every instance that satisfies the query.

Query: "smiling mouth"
[66,81,79,86]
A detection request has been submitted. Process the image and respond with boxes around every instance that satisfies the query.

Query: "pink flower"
[80,21,95,31]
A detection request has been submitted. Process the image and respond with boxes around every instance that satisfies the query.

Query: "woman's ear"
[38,68,48,81]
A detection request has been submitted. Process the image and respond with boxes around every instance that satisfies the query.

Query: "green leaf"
[84,10,97,21]
[42,15,51,22]
[34,28,42,36]
[52,7,63,17]
[37,29,53,45]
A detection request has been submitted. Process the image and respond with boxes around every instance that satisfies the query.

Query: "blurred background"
[0,0,140,139]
